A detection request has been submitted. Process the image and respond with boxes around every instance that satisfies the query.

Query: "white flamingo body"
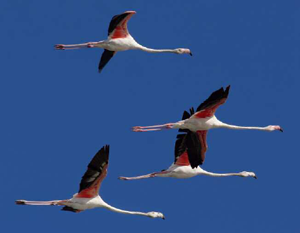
[63,195,105,211]
[157,165,200,179]
[55,11,192,73]
[94,36,139,51]
[172,115,223,131]
[16,145,165,219]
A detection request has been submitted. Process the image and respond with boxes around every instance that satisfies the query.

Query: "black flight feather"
[98,50,115,73]
[78,145,109,193]
[196,86,230,112]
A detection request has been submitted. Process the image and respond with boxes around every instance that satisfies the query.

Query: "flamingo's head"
[265,125,283,132]
[147,211,165,220]
[176,48,192,56]
[240,171,257,179]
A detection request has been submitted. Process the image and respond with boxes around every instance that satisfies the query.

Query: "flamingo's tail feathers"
[15,200,62,206]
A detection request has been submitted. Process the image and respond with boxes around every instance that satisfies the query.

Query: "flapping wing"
[98,50,116,73]
[192,85,230,118]
[108,11,136,39]
[174,133,189,166]
[76,145,109,198]
[174,130,208,168]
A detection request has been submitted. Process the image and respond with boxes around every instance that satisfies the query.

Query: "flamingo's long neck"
[199,171,244,177]
[198,169,256,179]
[137,45,177,54]
[102,203,150,217]
[216,122,269,131]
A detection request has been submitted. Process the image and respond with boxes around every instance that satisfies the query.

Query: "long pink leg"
[132,123,174,132]
[15,200,65,206]
[55,42,98,50]
[119,171,170,180]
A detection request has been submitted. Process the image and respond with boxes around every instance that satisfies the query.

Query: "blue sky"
[1,0,299,232]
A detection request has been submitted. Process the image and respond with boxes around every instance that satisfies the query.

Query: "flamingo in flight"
[15,145,165,219]
[119,127,257,180]
[55,11,192,73]
[132,86,283,160]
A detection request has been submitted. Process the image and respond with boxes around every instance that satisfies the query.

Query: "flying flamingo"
[119,128,257,180]
[55,11,192,73]
[15,145,165,219]
[132,86,283,159]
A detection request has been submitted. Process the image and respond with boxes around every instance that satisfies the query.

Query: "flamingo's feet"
[165,123,173,129]
[55,44,65,50]
[87,42,95,48]
[118,176,128,180]
[132,126,141,132]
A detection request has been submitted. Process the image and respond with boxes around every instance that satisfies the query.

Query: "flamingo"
[119,128,257,180]
[55,11,192,73]
[15,145,165,219]
[132,86,283,160]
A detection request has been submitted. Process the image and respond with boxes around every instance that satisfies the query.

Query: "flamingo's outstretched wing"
[108,11,136,39]
[98,50,116,73]
[76,145,110,198]
[192,85,230,118]
[175,130,207,169]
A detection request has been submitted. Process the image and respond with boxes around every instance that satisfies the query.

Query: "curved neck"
[102,203,150,217]
[137,45,177,54]
[217,122,268,131]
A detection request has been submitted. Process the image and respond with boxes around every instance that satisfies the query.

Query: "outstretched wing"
[98,50,116,73]
[174,130,208,168]
[192,85,230,118]
[76,145,110,198]
[108,11,136,39]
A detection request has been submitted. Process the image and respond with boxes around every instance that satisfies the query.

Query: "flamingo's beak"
[189,52,193,56]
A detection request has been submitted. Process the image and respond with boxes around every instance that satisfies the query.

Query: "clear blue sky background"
[1,0,299,232]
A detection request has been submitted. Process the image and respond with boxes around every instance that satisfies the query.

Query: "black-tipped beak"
[254,176,257,179]
[279,128,283,132]
[189,52,193,56]
[162,216,165,220]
